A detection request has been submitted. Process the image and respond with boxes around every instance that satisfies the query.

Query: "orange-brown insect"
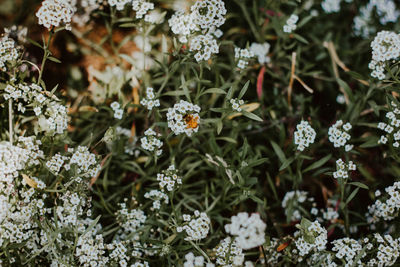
[184,114,199,129]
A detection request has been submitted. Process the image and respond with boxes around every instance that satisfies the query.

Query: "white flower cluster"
[69,0,103,27]
[354,0,399,38]
[368,181,400,221]
[190,34,219,62]
[4,83,69,135]
[0,36,19,71]
[331,238,365,266]
[107,0,130,10]
[0,137,43,194]
[168,0,226,60]
[144,189,168,210]
[224,212,266,249]
[110,101,124,119]
[377,104,400,147]
[282,191,314,221]
[234,47,254,69]
[283,14,299,33]
[168,12,198,43]
[116,203,147,237]
[140,87,160,110]
[156,165,182,192]
[374,31,400,80]
[328,120,352,150]
[321,0,341,13]
[75,227,109,266]
[55,192,87,227]
[332,158,356,179]
[369,31,400,80]
[294,220,327,257]
[166,100,201,136]
[249,42,271,65]
[46,152,68,174]
[373,233,400,266]
[190,0,226,30]
[214,237,244,266]
[68,146,101,179]
[184,252,215,267]
[177,210,211,241]
[294,120,316,151]
[36,0,75,30]
[140,128,163,156]
[230,98,244,112]
[132,0,154,19]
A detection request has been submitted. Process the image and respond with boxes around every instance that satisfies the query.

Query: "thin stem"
[9,100,13,144]
[234,0,262,42]
[38,29,54,85]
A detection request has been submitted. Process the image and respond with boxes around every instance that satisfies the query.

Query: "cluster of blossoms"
[110,101,124,119]
[294,220,328,258]
[354,0,399,37]
[331,238,365,266]
[377,103,400,147]
[0,36,19,71]
[373,234,400,266]
[190,34,219,62]
[36,0,75,30]
[224,212,266,250]
[166,100,201,136]
[156,165,182,191]
[282,191,314,221]
[368,181,400,221]
[283,14,299,33]
[168,0,226,61]
[140,128,163,156]
[4,83,68,135]
[234,47,254,69]
[294,120,317,151]
[115,202,147,242]
[321,0,352,13]
[183,252,214,267]
[144,189,168,210]
[107,0,154,19]
[332,158,356,179]
[213,237,244,266]
[75,223,109,266]
[229,98,244,112]
[249,42,271,65]
[140,87,160,110]
[328,120,352,150]
[177,210,211,241]
[369,31,400,80]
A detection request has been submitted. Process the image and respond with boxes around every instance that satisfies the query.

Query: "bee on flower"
[166,100,201,136]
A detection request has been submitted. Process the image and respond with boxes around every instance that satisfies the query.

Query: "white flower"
[283,14,299,33]
[166,100,200,136]
[190,34,219,61]
[295,220,327,256]
[140,128,163,156]
[294,120,316,151]
[224,212,266,249]
[0,36,19,71]
[332,158,356,179]
[140,87,160,110]
[249,42,271,64]
[328,120,352,148]
[156,165,182,191]
[36,0,75,30]
[178,211,210,241]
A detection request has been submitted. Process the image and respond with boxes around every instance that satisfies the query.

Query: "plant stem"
[38,29,54,86]
[9,99,13,144]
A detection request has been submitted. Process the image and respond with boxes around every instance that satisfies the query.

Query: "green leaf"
[293,33,309,44]
[48,56,61,63]
[242,110,263,122]
[279,157,295,171]
[349,182,369,190]
[270,141,286,163]
[238,80,250,99]
[303,154,332,172]
[345,187,360,205]
[200,88,227,96]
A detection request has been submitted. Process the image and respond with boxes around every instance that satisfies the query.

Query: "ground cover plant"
[1,0,400,266]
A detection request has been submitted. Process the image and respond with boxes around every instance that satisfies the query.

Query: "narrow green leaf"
[303,154,332,173]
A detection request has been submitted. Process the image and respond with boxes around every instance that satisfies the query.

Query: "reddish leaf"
[257,66,265,100]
